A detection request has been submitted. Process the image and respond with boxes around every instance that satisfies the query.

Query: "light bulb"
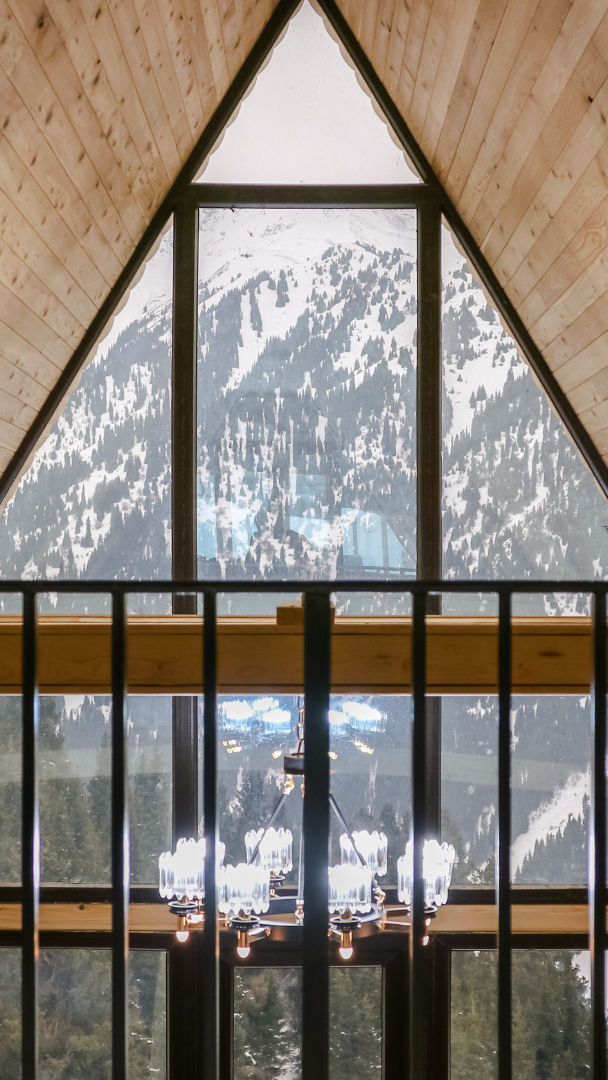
[237,945,251,959]
[422,935,429,946]
[176,930,190,943]
[339,946,354,960]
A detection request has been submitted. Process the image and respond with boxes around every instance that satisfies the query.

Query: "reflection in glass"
[233,966,382,1080]
[0,229,173,616]
[0,949,166,1078]
[442,695,591,886]
[441,222,607,616]
[29,695,170,885]
[451,950,590,1079]
[205,695,411,890]
[197,209,417,615]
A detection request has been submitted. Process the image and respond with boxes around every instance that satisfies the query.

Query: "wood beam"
[0,613,597,695]
[0,901,595,935]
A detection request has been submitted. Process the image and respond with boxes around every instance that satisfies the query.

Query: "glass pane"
[512,696,590,885]
[0,227,173,615]
[234,967,301,1079]
[233,966,382,1080]
[0,696,21,882]
[329,696,411,886]
[442,697,497,885]
[451,950,590,1079]
[0,949,166,1078]
[441,220,607,616]
[443,693,592,886]
[197,208,417,615]
[39,695,171,885]
[0,947,20,1075]
[198,4,417,185]
[208,695,302,888]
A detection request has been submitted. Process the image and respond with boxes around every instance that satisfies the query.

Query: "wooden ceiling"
[0,0,281,484]
[4,0,608,493]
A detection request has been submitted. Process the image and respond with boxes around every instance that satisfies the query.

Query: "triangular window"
[0,229,173,614]
[441,223,608,615]
[197,2,418,186]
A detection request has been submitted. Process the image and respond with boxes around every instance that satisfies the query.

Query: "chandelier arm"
[246,788,290,865]
[329,792,368,868]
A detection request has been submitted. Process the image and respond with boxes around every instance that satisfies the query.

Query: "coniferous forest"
[0,213,605,1075]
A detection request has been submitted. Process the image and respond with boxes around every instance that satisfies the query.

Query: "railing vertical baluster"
[112,589,129,1080]
[591,588,607,1080]
[303,589,331,1080]
[202,589,219,1080]
[497,590,512,1080]
[22,588,39,1080]
[410,587,429,1080]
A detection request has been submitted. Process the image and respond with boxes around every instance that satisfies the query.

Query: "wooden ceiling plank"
[480,43,608,277]
[419,0,479,164]
[453,0,557,221]
[0,356,49,414]
[0,68,123,288]
[0,414,28,454]
[105,0,183,179]
[0,238,84,349]
[7,0,147,250]
[198,0,232,100]
[549,326,608,395]
[571,375,608,428]
[132,0,196,157]
[154,0,207,144]
[0,279,74,367]
[401,0,432,95]
[44,0,158,221]
[431,0,509,188]
[216,1,244,84]
[0,138,108,309]
[0,446,15,475]
[514,115,608,327]
[499,103,608,299]
[513,146,608,327]
[0,321,62,391]
[250,0,272,40]
[178,0,219,123]
[544,290,608,371]
[382,0,411,101]
[471,0,608,247]
[357,0,379,59]
[76,0,171,200]
[408,0,456,147]
[370,0,396,84]
[530,243,608,354]
[0,188,98,328]
[1,1,136,265]
[233,0,254,63]
[0,388,38,434]
[336,0,363,43]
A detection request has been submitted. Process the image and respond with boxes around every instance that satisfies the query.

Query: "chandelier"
[159,698,455,959]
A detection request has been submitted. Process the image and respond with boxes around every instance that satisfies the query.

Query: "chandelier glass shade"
[159,697,456,957]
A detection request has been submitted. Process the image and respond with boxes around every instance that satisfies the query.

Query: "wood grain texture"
[0,901,597,933]
[0,613,598,695]
[335,0,608,471]
[0,0,280,490]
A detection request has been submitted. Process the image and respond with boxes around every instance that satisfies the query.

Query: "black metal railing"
[10,577,608,1080]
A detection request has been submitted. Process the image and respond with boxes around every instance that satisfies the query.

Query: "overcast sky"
[199,1,418,185]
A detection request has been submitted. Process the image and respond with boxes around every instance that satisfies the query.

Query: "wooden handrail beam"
[0,614,596,695]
